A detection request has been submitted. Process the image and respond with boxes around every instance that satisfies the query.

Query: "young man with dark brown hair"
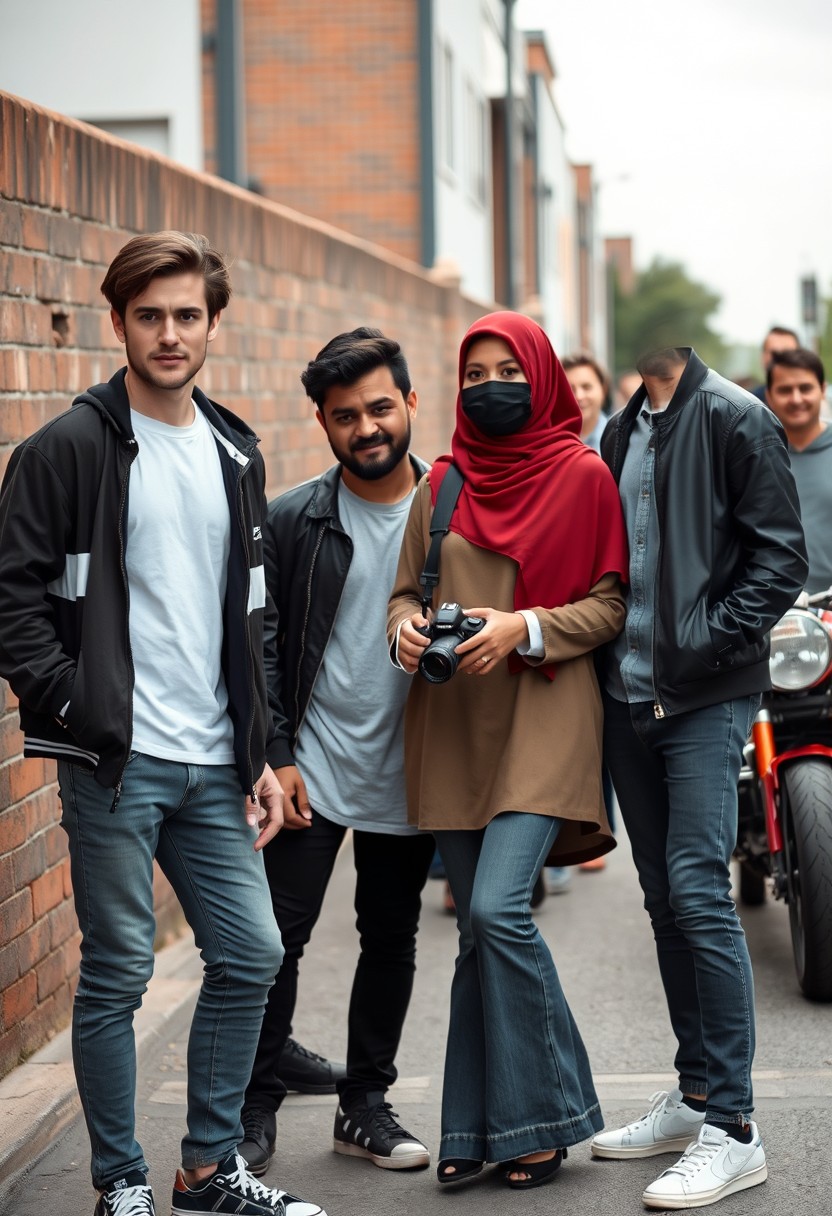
[0,231,325,1216]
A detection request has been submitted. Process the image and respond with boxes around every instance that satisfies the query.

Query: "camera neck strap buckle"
[419,463,464,617]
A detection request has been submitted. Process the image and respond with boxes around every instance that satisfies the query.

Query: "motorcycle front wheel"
[781,760,832,1001]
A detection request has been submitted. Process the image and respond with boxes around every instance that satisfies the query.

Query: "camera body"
[417,602,486,684]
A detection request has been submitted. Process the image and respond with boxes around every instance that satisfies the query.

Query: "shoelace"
[241,1107,271,1140]
[286,1039,327,1064]
[104,1185,155,1216]
[663,1138,721,1179]
[366,1102,412,1141]
[225,1154,288,1210]
[630,1090,671,1127]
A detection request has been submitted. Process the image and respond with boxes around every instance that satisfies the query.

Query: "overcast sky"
[516,0,832,348]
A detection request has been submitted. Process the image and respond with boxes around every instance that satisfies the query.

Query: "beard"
[124,338,207,393]
[336,420,412,481]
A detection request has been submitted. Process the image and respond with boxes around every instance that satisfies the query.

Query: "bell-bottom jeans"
[436,812,603,1163]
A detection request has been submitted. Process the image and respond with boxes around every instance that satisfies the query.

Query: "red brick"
[31,864,65,919]
[10,834,45,889]
[0,888,33,946]
[0,855,14,903]
[48,898,78,949]
[0,198,23,245]
[16,916,51,973]
[0,803,27,852]
[0,1026,23,1079]
[0,940,18,989]
[20,207,49,252]
[19,980,74,1060]
[8,755,48,804]
[0,970,37,1028]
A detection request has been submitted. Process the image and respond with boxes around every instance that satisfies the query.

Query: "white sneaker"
[590,1088,705,1158]
[642,1122,767,1209]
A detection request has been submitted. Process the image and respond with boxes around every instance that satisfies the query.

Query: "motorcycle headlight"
[769,609,832,691]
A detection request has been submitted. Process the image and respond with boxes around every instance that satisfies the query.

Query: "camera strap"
[419,463,464,616]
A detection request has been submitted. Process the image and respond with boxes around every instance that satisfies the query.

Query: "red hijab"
[429,311,629,679]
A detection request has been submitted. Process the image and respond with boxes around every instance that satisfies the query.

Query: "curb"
[0,933,202,1191]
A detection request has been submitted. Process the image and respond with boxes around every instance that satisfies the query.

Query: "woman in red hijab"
[388,312,628,1190]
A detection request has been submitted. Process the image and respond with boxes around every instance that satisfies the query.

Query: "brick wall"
[0,88,490,1079]
[200,0,423,264]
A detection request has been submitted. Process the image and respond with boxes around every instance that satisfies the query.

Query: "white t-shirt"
[126,405,235,764]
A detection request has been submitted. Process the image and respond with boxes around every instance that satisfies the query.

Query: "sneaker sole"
[591,1134,699,1160]
[280,1080,338,1094]
[642,1162,767,1209]
[333,1140,431,1170]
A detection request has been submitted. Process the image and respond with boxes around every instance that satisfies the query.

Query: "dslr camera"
[417,602,486,684]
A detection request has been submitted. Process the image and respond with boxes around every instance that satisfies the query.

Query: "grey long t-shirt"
[788,426,832,594]
[295,480,418,834]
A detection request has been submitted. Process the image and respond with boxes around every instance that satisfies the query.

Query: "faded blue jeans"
[436,813,602,1163]
[603,694,761,1127]
[58,753,283,1189]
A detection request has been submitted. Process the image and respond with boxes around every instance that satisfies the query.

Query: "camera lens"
[418,634,462,684]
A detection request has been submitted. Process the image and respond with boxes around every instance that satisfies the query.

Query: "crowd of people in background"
[0,229,823,1216]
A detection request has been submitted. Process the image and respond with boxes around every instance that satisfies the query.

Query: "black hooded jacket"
[0,368,271,793]
[600,350,808,716]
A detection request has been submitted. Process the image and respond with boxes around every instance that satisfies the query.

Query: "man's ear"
[111,308,126,344]
[207,309,223,342]
[406,389,418,419]
[315,408,328,433]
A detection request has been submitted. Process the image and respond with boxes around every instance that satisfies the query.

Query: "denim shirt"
[606,403,666,703]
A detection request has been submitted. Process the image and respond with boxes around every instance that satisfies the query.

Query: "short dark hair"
[763,325,800,349]
[636,347,688,378]
[767,348,826,390]
[301,328,412,408]
[561,352,611,397]
[101,231,231,320]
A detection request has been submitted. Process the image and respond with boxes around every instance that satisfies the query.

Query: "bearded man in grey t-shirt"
[238,330,434,1178]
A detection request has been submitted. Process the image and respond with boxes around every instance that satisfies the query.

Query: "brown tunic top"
[387,478,627,866]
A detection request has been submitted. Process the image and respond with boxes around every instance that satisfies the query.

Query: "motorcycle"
[735,586,832,1002]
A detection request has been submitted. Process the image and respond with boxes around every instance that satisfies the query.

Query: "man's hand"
[276,764,313,830]
[246,764,285,850]
[397,613,431,673]
[454,608,529,675]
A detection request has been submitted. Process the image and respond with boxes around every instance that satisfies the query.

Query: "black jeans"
[245,811,434,1113]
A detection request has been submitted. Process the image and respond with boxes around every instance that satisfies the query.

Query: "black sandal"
[437,1158,484,1186]
[504,1147,567,1189]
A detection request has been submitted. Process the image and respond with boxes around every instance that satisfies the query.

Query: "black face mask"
[461,381,532,437]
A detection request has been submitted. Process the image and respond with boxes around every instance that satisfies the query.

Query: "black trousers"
[244,811,435,1113]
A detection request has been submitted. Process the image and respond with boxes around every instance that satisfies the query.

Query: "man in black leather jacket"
[238,329,434,1179]
[591,348,807,1210]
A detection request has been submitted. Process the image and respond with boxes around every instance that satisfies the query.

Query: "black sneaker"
[239,1106,276,1177]
[333,1093,430,1170]
[171,1151,325,1216]
[94,1172,155,1216]
[277,1038,346,1094]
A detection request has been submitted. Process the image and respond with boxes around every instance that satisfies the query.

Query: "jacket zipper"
[648,422,666,720]
[110,437,139,812]
[236,453,259,800]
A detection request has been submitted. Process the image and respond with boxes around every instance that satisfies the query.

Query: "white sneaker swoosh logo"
[712,1147,757,1181]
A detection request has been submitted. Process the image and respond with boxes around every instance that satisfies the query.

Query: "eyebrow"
[331,394,394,413]
[465,357,518,369]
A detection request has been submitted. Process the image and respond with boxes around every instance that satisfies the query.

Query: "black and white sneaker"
[171,1152,325,1215]
[238,1106,277,1177]
[333,1093,430,1170]
[94,1172,155,1216]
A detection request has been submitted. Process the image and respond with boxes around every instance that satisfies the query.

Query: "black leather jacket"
[600,350,808,717]
[263,455,429,768]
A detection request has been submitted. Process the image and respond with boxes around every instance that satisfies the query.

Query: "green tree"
[817,283,832,373]
[613,258,728,374]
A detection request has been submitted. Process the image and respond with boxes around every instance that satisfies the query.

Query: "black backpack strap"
[419,463,464,615]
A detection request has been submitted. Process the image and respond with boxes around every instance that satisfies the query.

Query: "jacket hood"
[72,367,258,453]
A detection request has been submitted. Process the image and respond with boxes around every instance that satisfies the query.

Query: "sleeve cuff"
[515,609,544,658]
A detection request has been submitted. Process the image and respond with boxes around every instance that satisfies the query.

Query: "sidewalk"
[0,931,203,1191]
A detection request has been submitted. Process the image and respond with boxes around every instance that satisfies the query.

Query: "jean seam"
[711,699,753,1114]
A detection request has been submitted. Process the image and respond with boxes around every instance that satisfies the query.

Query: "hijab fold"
[429,311,629,679]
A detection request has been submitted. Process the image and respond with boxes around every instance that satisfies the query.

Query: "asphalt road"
[3,824,830,1216]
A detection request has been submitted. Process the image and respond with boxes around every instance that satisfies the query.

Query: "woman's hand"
[398,613,431,673]
[454,608,529,675]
